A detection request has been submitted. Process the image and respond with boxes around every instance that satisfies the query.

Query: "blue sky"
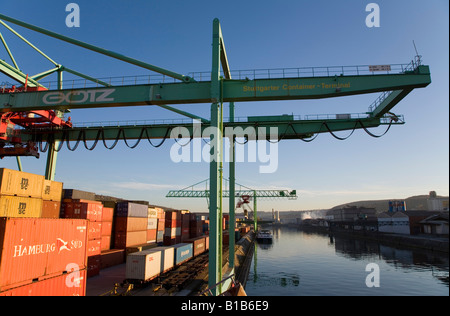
[1,0,448,213]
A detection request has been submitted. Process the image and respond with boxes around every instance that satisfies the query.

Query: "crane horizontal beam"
[166,189,297,199]
[0,66,431,113]
[18,116,401,143]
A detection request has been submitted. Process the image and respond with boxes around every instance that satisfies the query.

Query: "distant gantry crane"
[0,14,431,295]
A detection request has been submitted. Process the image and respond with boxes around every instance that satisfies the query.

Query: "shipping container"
[147,207,158,219]
[186,236,206,257]
[165,227,181,237]
[126,243,156,256]
[190,221,203,238]
[156,207,165,219]
[163,236,180,246]
[0,168,44,199]
[157,218,165,231]
[101,235,111,251]
[116,201,148,218]
[100,249,124,269]
[147,218,158,230]
[0,196,42,218]
[87,255,101,278]
[42,180,63,202]
[0,269,87,296]
[146,229,156,243]
[204,235,209,250]
[156,230,164,243]
[101,207,114,222]
[101,221,112,236]
[41,201,61,219]
[173,243,193,266]
[61,201,103,222]
[152,246,175,273]
[88,222,102,240]
[166,219,181,228]
[114,230,147,249]
[63,189,96,201]
[0,218,88,292]
[115,217,147,232]
[126,248,162,282]
[87,239,101,257]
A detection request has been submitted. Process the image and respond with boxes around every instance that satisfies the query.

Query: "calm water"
[245,227,449,296]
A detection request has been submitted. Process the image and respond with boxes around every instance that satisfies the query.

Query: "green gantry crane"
[0,14,431,295]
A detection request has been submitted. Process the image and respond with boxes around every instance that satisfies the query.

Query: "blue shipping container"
[173,243,193,265]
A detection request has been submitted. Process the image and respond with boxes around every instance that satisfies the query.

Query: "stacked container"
[114,201,148,249]
[0,217,88,295]
[101,207,114,251]
[181,213,191,242]
[0,168,44,218]
[61,198,103,278]
[41,180,63,218]
[190,216,203,238]
[164,211,181,246]
[147,207,158,244]
[156,207,165,244]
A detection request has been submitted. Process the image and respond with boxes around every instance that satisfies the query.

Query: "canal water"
[245,227,449,296]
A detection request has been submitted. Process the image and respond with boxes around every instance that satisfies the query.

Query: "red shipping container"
[101,221,112,236]
[88,222,102,240]
[87,239,101,257]
[62,201,103,222]
[182,214,190,228]
[87,255,100,278]
[100,249,125,269]
[41,201,61,219]
[0,218,88,292]
[101,207,114,222]
[0,269,87,296]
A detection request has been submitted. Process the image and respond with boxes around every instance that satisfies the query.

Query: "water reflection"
[331,233,449,287]
[247,227,449,295]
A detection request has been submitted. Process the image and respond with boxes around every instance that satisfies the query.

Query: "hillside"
[330,195,448,214]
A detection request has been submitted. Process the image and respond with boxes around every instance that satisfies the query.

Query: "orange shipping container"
[88,222,102,240]
[0,196,42,218]
[101,221,112,236]
[102,207,114,222]
[114,231,147,249]
[101,236,111,251]
[0,269,87,296]
[0,168,44,199]
[87,239,101,257]
[41,201,61,219]
[42,180,63,202]
[115,217,147,232]
[0,218,88,292]
[147,229,157,243]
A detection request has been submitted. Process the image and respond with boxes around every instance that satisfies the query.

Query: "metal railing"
[71,113,401,129]
[1,58,423,92]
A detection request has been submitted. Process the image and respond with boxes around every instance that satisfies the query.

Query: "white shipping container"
[151,246,175,273]
[147,218,158,230]
[126,249,162,281]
